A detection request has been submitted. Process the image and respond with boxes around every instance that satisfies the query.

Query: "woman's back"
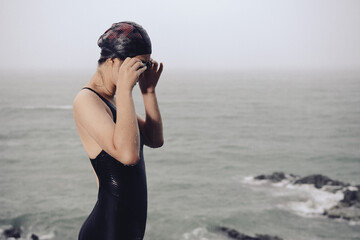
[78,87,147,240]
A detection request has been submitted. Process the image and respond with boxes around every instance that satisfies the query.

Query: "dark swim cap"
[97,21,152,64]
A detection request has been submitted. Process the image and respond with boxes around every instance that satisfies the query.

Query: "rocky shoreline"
[214,226,283,240]
[0,226,39,240]
[254,172,360,221]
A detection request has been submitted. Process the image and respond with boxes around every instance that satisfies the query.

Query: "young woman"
[73,21,164,240]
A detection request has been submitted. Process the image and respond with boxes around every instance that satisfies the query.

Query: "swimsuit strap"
[81,87,116,122]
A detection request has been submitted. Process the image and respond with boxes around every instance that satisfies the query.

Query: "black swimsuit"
[78,87,147,240]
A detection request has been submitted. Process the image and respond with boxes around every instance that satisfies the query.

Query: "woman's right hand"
[114,57,147,92]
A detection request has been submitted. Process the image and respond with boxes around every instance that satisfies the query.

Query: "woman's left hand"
[138,59,163,94]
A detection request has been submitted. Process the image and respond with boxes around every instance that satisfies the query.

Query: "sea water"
[0,70,359,240]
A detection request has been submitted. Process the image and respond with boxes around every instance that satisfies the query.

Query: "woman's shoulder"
[73,88,104,117]
[73,89,87,112]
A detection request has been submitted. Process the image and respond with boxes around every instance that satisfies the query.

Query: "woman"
[73,21,164,240]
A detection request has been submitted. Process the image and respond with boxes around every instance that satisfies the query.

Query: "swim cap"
[97,21,152,63]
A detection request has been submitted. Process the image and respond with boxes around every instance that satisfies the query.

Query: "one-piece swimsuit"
[78,87,147,240]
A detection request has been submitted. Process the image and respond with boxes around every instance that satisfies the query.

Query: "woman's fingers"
[150,60,163,75]
[120,57,138,69]
[129,58,143,68]
[113,58,122,71]
[126,58,147,79]
[150,60,163,74]
[116,57,146,89]
[131,61,146,71]
[122,57,132,66]
[157,62,164,75]
[151,60,158,70]
[136,64,148,75]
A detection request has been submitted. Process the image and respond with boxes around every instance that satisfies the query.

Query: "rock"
[254,172,297,183]
[324,204,360,221]
[215,226,250,240]
[323,188,360,221]
[3,227,21,238]
[254,235,284,240]
[214,226,283,240]
[341,189,360,206]
[294,174,348,189]
[30,233,40,240]
[1,226,40,240]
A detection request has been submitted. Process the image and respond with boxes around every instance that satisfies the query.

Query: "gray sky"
[1,0,359,72]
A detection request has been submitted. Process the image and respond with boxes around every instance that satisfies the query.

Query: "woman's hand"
[138,59,163,94]
[114,57,148,92]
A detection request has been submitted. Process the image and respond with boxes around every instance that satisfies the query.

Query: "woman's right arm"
[112,58,147,165]
[73,58,147,165]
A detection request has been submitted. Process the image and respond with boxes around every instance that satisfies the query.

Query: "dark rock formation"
[254,172,299,183]
[342,188,360,206]
[3,226,21,238]
[214,226,283,240]
[294,174,348,189]
[31,233,40,240]
[1,226,41,240]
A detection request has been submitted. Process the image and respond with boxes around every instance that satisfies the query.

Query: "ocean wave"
[277,184,344,216]
[182,226,285,240]
[38,231,55,240]
[213,226,284,240]
[181,227,229,240]
[242,175,345,217]
[242,172,360,223]
[182,227,210,240]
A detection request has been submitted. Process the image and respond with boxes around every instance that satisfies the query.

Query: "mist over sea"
[0,70,359,240]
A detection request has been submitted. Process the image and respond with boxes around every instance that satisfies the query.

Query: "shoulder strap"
[81,87,116,122]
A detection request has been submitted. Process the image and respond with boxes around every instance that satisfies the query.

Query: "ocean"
[0,69,359,240]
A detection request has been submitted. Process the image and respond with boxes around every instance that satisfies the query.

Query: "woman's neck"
[86,68,116,99]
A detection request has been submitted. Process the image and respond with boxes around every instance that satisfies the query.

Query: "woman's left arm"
[137,59,164,148]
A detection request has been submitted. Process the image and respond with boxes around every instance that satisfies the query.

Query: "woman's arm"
[73,58,147,165]
[112,58,147,164]
[137,91,163,148]
[138,60,164,148]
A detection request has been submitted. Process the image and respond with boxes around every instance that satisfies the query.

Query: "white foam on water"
[243,176,345,217]
[241,175,295,188]
[349,220,360,226]
[38,231,55,240]
[182,227,229,240]
[279,187,344,216]
[242,176,266,185]
[181,227,233,240]
[182,227,209,240]
[348,186,359,191]
[282,183,344,216]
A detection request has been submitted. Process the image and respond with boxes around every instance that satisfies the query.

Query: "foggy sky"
[1,0,359,72]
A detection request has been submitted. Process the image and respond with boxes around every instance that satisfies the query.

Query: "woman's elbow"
[148,139,164,148]
[156,139,164,148]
